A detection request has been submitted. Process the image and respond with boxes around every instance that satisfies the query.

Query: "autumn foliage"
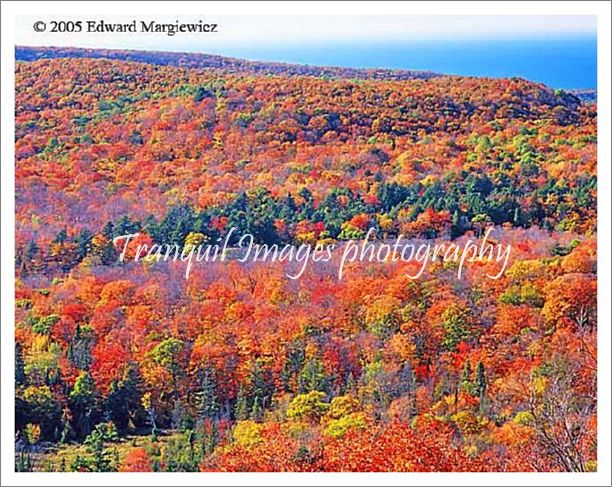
[14,47,597,473]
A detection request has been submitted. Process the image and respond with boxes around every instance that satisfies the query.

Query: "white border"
[1,2,610,486]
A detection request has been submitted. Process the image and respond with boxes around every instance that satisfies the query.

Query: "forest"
[14,46,597,472]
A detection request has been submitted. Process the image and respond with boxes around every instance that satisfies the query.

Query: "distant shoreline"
[15,38,596,90]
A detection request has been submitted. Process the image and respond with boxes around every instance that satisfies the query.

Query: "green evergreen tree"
[195,367,219,420]
[105,380,130,433]
[15,342,26,386]
[250,396,263,422]
[461,361,472,385]
[234,384,249,421]
[298,358,327,393]
[120,363,144,431]
[476,361,487,412]
[81,422,119,472]
[53,227,68,244]
[249,360,269,410]
[68,371,98,439]
[171,398,192,431]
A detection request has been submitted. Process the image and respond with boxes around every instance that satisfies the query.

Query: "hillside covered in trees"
[15,46,597,472]
[16,45,439,81]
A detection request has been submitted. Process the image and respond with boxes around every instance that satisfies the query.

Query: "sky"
[17,15,597,50]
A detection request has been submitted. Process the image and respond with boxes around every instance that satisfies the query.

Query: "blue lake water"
[206,38,597,89]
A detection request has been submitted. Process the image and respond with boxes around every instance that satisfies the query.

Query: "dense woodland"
[16,45,438,81]
[15,47,597,472]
